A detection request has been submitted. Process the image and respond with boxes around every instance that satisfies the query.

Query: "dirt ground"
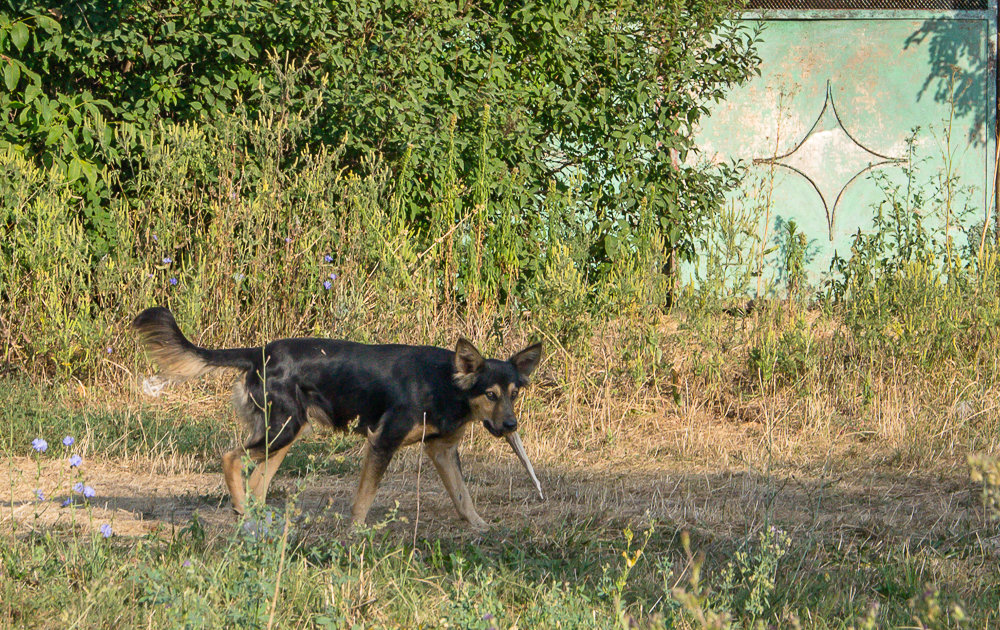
[4,421,996,560]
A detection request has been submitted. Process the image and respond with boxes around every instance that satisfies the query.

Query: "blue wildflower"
[73,482,84,494]
[63,436,75,447]
[34,489,44,501]
[83,486,96,499]
[284,237,292,243]
[169,278,178,286]
[329,273,338,280]
[62,498,72,507]
[100,524,113,538]
[69,454,82,468]
[152,234,159,242]
[31,438,47,453]
[182,560,191,567]
[106,347,113,354]
[323,280,332,290]
[324,254,333,263]
[162,257,173,264]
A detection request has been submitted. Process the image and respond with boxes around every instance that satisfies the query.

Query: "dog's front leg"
[222,447,265,514]
[350,441,393,526]
[425,437,488,530]
[248,422,309,505]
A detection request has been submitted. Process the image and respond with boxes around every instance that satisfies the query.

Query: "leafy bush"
[3,0,759,265]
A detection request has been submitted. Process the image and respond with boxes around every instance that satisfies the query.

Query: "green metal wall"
[696,6,997,281]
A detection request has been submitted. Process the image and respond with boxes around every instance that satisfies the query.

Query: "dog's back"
[251,337,465,435]
[133,307,469,437]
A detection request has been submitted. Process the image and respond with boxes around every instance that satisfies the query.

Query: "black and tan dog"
[132,307,543,529]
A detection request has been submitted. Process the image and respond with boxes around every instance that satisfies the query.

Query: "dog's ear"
[453,337,485,389]
[509,342,543,381]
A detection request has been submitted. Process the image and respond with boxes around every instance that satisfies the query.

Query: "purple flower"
[284,237,292,243]
[100,524,113,538]
[73,482,84,494]
[62,498,72,507]
[329,273,338,281]
[323,280,332,290]
[83,486,96,499]
[69,454,83,468]
[169,278,178,286]
[34,489,44,501]
[182,560,191,567]
[324,254,333,263]
[62,436,75,447]
[106,347,113,354]
[152,234,159,242]
[162,257,172,264]
[31,438,48,453]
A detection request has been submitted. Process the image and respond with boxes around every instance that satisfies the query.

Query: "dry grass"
[5,308,998,568]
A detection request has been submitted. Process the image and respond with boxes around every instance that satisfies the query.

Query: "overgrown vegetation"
[3,1,1000,628]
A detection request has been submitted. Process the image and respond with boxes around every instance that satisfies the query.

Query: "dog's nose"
[502,419,517,433]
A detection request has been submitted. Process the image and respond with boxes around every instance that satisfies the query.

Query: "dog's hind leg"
[424,426,487,530]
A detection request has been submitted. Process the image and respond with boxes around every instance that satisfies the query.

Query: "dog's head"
[453,337,542,437]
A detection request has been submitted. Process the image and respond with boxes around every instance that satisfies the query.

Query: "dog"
[132,307,543,529]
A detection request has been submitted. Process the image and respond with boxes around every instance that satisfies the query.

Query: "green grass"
[1,379,225,464]
[2,502,993,629]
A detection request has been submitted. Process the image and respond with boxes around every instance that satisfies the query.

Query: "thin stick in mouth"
[506,431,544,500]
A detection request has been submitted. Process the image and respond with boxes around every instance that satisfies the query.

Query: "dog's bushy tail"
[132,307,258,380]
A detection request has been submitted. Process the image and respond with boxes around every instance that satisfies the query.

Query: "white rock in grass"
[141,375,168,398]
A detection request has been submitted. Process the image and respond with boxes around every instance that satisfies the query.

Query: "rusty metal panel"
[696,5,997,281]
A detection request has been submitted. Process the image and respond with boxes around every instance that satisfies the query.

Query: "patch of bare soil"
[3,428,995,559]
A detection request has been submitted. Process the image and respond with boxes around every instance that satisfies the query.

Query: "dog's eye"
[511,389,519,400]
[486,391,498,402]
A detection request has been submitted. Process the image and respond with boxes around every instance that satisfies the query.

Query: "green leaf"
[3,62,20,91]
[44,125,63,146]
[604,234,619,257]
[66,157,81,181]
[33,15,60,34]
[10,22,29,51]
[23,82,40,103]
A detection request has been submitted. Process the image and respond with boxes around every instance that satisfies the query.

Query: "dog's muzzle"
[483,420,506,438]
[483,418,517,436]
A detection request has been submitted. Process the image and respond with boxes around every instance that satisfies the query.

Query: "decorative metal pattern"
[746,0,987,9]
[753,82,908,241]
